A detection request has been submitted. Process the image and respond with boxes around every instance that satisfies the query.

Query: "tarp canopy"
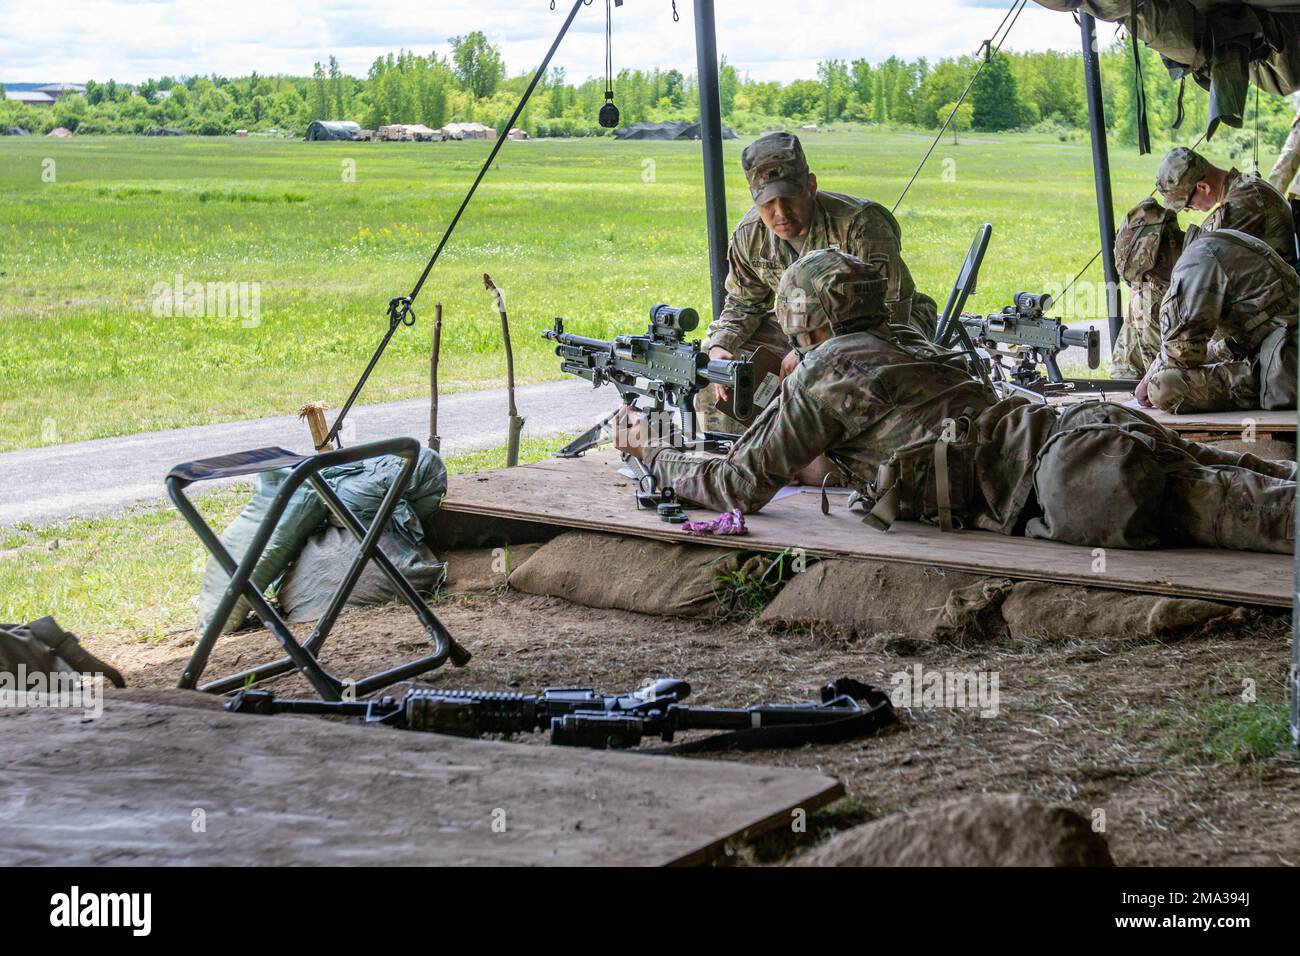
[612,120,737,141]
[306,120,359,141]
[1035,2,1300,136]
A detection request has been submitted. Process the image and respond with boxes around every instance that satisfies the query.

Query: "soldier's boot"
[1146,361,1259,415]
[1163,465,1296,554]
[694,384,744,436]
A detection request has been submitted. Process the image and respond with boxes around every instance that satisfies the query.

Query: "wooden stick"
[429,302,443,452]
[298,401,332,451]
[483,273,524,467]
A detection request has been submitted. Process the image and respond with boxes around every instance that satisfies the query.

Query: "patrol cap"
[1155,147,1210,212]
[775,248,890,338]
[742,132,811,205]
[1114,198,1183,284]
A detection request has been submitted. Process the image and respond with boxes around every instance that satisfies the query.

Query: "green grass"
[0,436,571,640]
[0,128,1255,452]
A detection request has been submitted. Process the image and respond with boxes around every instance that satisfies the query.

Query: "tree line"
[3,31,1296,152]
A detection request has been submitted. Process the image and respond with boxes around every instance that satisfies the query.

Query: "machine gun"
[957,291,1101,392]
[543,303,755,459]
[225,677,897,751]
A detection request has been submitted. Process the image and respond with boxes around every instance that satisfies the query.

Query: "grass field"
[0,128,1249,453]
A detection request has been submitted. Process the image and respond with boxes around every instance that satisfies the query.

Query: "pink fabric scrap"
[681,508,747,535]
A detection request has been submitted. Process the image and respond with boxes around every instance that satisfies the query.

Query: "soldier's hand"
[1134,373,1153,407]
[708,346,734,401]
[613,405,649,460]
[779,348,800,379]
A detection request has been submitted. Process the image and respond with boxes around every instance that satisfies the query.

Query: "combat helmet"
[775,248,891,341]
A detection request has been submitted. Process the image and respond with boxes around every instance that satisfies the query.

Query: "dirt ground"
[88,583,1300,867]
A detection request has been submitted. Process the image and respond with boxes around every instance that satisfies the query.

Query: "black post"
[693,0,728,321]
[1293,306,1300,747]
[1080,13,1123,346]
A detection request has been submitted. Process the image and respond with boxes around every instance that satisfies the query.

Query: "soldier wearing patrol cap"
[1110,198,1184,379]
[615,248,1296,556]
[1155,146,1296,267]
[698,131,938,433]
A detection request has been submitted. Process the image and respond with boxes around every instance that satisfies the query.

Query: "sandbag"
[791,794,1114,867]
[196,447,448,634]
[758,559,995,641]
[196,469,327,634]
[507,532,740,618]
[999,581,1241,639]
[0,617,125,687]
[276,526,447,622]
[440,544,544,594]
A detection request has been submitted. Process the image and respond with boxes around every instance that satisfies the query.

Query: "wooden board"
[0,690,842,867]
[1115,400,1296,435]
[440,451,1293,608]
[1048,391,1294,435]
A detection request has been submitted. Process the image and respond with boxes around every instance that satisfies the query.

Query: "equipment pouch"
[856,428,977,532]
[1258,324,1298,410]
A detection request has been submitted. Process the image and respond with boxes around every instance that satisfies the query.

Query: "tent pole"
[693,0,728,321]
[1080,12,1123,346]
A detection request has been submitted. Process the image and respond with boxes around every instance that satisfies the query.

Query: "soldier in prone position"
[699,131,938,432]
[616,248,1296,554]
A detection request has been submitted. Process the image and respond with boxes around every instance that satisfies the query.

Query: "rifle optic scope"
[1013,291,1053,316]
[650,303,699,334]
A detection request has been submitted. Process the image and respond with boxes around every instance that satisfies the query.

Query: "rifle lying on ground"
[542,304,757,459]
[226,677,897,751]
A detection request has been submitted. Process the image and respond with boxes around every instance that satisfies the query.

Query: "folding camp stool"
[167,437,470,700]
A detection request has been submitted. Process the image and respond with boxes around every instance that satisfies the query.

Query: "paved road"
[0,380,616,527]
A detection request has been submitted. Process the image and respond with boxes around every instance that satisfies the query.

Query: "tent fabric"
[306,120,360,141]
[1034,1,1300,137]
[611,120,738,141]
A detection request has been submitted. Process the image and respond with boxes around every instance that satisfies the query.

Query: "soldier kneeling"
[1137,229,1298,414]
[615,249,1296,554]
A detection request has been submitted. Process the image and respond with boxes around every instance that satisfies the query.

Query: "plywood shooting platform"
[0,692,843,867]
[439,450,1292,608]
[1117,399,1296,440]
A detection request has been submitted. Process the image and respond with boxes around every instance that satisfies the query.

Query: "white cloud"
[0,0,1086,84]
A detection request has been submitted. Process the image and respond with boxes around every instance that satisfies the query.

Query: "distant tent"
[145,127,186,137]
[306,120,360,141]
[3,127,31,136]
[46,127,73,138]
[440,122,495,140]
[612,120,736,141]
[507,127,530,141]
[376,124,443,141]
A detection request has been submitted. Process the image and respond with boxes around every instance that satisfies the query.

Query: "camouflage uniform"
[1145,229,1298,413]
[1110,199,1181,379]
[1155,147,1296,266]
[644,249,1296,554]
[698,132,937,432]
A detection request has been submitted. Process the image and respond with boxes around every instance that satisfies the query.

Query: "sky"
[0,0,1093,85]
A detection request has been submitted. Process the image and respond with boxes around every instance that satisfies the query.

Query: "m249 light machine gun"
[543,303,755,459]
[958,291,1102,394]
